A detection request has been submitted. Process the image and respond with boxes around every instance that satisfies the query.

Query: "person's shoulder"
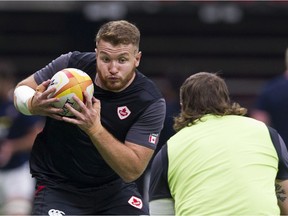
[67,51,96,76]
[227,115,268,129]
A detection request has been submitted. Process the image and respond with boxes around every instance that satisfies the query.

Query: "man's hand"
[62,91,103,135]
[29,80,63,120]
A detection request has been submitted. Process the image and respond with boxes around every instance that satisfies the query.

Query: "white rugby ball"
[47,68,94,116]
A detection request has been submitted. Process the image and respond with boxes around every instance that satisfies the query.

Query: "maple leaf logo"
[128,196,143,209]
[117,106,131,120]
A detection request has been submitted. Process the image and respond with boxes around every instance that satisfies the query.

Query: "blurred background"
[1,1,288,112]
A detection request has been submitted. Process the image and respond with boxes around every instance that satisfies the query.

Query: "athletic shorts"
[32,178,149,215]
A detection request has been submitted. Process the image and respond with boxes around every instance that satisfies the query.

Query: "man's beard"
[96,67,135,92]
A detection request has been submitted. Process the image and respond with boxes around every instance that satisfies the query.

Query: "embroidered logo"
[48,209,65,216]
[128,196,143,209]
[149,133,159,144]
[117,106,131,120]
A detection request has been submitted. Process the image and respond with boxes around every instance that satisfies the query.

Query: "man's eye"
[102,57,110,63]
[119,58,127,63]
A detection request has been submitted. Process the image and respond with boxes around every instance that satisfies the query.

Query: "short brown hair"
[173,72,247,132]
[95,20,140,49]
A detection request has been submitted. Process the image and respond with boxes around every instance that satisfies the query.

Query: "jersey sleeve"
[149,144,172,201]
[268,126,288,180]
[34,52,73,85]
[125,98,166,149]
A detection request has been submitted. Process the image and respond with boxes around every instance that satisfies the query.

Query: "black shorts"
[32,179,149,215]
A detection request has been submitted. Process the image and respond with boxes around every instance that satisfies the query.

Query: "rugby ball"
[47,68,94,116]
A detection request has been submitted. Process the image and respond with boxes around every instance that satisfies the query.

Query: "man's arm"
[63,96,166,182]
[13,53,71,119]
[268,126,288,215]
[149,145,175,215]
[276,180,288,215]
[14,75,62,120]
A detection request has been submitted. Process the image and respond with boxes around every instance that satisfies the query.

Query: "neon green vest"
[168,115,279,215]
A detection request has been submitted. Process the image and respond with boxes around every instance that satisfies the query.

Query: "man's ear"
[135,51,142,67]
[95,48,98,58]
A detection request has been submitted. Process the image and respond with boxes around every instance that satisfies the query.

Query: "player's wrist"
[27,95,36,115]
[14,85,35,115]
[86,125,104,137]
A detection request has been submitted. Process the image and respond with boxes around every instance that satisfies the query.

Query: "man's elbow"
[121,169,144,183]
